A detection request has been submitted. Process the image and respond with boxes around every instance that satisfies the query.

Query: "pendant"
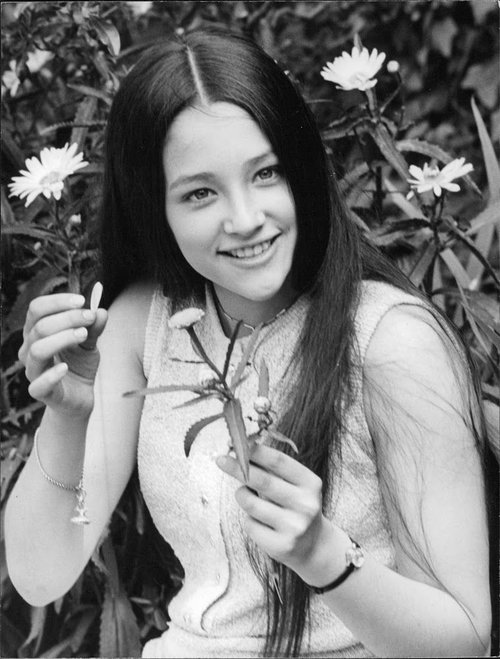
[70,479,90,525]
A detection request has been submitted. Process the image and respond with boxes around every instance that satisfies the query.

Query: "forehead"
[163,102,272,176]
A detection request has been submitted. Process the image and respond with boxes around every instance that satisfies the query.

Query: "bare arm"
[5,281,153,606]
[218,305,491,656]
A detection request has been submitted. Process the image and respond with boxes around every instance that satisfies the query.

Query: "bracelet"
[303,538,365,594]
[34,428,90,525]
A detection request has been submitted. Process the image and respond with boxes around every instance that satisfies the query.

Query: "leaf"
[187,327,225,383]
[371,123,409,181]
[444,219,500,288]
[466,98,499,284]
[384,177,428,219]
[21,606,46,654]
[230,323,263,391]
[462,60,499,110]
[440,248,472,288]
[1,126,25,169]
[4,268,66,339]
[122,383,204,398]
[258,359,269,398]
[222,320,242,380]
[173,392,222,410]
[462,290,500,327]
[471,96,500,203]
[267,429,299,453]
[339,162,370,193]
[321,115,365,141]
[89,18,121,56]
[395,139,480,195]
[1,187,16,226]
[223,398,250,481]
[2,224,56,240]
[71,96,98,152]
[39,639,71,658]
[67,83,113,105]
[184,413,224,457]
[466,201,500,235]
[99,584,141,657]
[484,401,500,462]
[1,434,29,502]
[408,240,436,287]
[430,17,458,58]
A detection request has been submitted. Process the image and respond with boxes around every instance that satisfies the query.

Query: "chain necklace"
[214,289,296,333]
[218,304,290,332]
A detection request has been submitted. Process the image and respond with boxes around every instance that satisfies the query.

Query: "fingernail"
[56,362,68,375]
[82,309,95,321]
[74,327,87,339]
[70,295,85,308]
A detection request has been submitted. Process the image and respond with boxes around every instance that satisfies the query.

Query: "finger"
[217,454,297,508]
[249,443,321,489]
[25,294,86,335]
[27,308,97,345]
[25,327,89,381]
[244,515,285,559]
[28,361,68,404]
[235,485,288,529]
[80,308,108,350]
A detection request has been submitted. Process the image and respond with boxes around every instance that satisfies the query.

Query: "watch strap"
[303,539,363,595]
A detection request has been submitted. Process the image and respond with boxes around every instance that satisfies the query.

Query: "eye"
[256,165,281,182]
[185,188,214,204]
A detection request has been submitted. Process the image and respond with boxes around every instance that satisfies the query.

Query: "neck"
[212,283,297,337]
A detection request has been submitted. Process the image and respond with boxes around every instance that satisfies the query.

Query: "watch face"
[347,544,365,568]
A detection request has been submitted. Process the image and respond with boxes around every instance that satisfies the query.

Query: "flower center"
[425,168,440,180]
[40,171,62,186]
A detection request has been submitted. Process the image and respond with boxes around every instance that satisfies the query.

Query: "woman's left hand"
[216,443,335,581]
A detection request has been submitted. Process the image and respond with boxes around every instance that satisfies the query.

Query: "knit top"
[138,280,426,658]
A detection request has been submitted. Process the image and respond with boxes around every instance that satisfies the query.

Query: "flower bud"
[168,307,205,329]
[198,366,218,388]
[387,60,400,74]
[253,396,271,414]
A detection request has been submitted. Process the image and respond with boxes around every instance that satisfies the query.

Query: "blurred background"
[1,1,498,656]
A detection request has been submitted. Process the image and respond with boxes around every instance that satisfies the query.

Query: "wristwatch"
[304,538,365,594]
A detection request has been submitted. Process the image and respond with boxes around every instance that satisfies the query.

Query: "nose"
[223,206,266,236]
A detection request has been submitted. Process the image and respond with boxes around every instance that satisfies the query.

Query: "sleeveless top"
[139,280,426,658]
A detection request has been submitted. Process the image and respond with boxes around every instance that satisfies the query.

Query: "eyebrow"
[167,151,276,192]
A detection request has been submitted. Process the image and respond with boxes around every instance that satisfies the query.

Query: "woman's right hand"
[18,293,108,418]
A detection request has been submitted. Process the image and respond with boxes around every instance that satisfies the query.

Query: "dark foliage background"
[1,1,498,656]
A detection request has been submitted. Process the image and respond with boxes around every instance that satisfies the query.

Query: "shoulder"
[100,279,157,364]
[363,302,472,447]
[365,302,455,369]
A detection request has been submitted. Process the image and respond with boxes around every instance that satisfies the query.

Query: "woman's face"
[163,102,297,320]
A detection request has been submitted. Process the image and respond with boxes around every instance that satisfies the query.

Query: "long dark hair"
[99,27,488,657]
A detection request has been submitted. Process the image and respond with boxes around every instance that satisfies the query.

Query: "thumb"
[81,308,108,351]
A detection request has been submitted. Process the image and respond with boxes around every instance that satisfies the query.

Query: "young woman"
[5,28,491,657]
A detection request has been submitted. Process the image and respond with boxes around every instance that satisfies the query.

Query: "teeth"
[228,239,272,259]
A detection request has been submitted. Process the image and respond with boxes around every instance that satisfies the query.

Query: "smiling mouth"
[220,235,279,259]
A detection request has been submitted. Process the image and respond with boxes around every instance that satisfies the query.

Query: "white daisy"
[321,46,386,91]
[8,143,89,207]
[407,158,473,199]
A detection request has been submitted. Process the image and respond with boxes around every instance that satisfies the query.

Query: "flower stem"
[186,327,231,395]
